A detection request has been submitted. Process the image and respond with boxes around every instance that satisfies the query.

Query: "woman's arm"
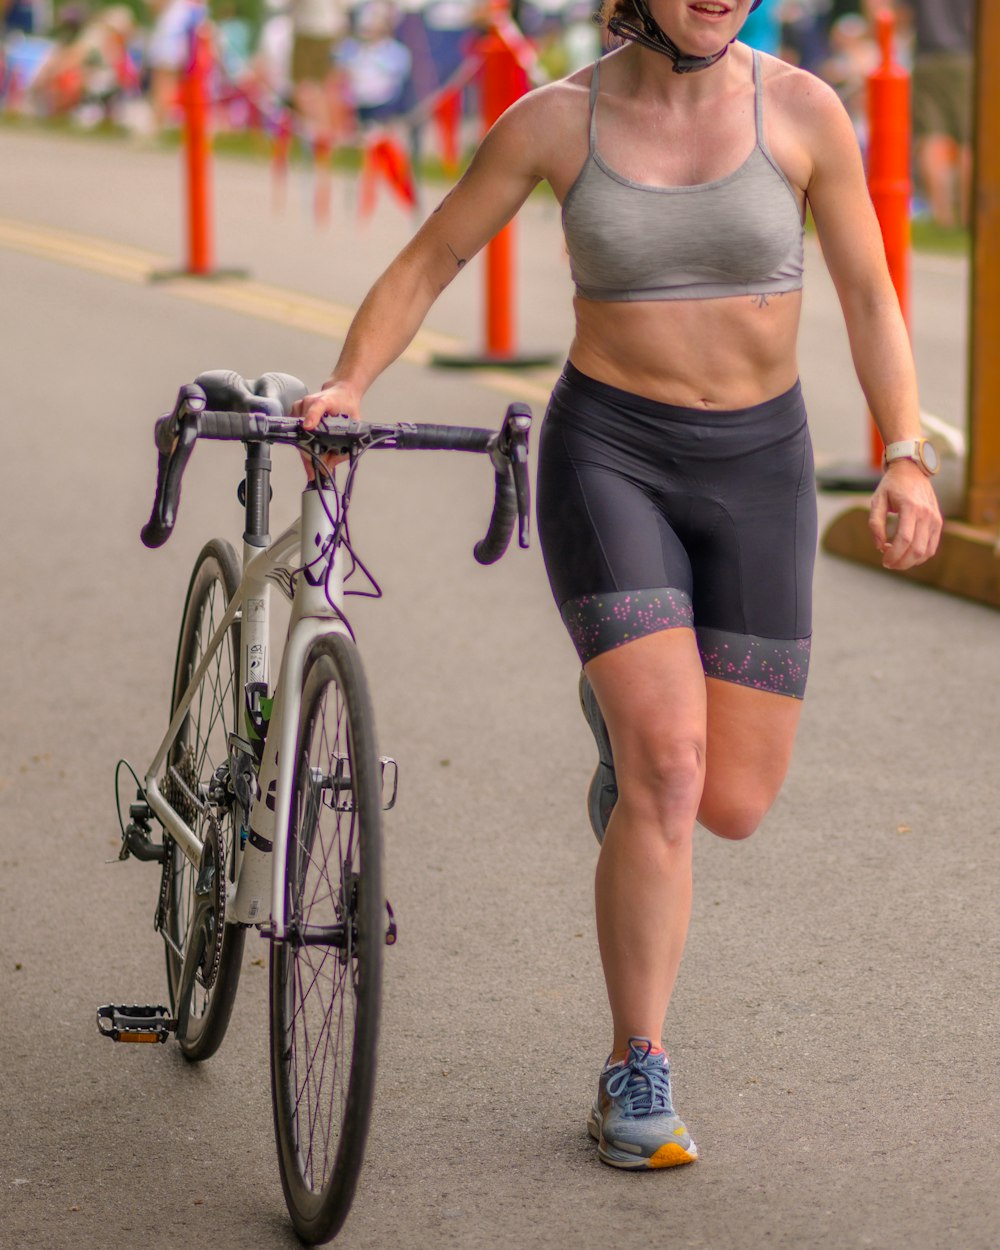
[294,89,552,429]
[797,74,943,570]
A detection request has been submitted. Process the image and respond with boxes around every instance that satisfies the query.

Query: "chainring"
[195,809,226,993]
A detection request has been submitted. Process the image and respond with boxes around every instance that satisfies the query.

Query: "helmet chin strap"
[607,0,742,74]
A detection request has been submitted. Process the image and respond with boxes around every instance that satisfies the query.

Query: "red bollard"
[479,17,524,359]
[433,0,555,369]
[182,23,214,276]
[866,9,912,466]
[150,22,245,281]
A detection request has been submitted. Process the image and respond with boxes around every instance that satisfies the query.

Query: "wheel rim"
[166,562,239,1027]
[282,667,369,1195]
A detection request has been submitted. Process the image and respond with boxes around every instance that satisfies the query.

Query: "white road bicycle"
[97,370,532,1245]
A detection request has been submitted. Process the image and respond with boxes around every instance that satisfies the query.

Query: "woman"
[294,0,942,1170]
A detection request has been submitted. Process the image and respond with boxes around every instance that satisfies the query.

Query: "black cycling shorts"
[536,363,817,698]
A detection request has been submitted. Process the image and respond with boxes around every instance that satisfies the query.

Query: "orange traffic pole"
[866,8,912,468]
[480,6,518,359]
[432,0,555,368]
[182,23,214,276]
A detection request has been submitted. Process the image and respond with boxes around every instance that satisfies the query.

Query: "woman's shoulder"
[504,60,598,125]
[754,48,854,133]
[489,60,599,162]
[752,49,864,190]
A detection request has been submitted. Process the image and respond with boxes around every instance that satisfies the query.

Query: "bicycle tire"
[270,632,385,1245]
[161,538,247,1062]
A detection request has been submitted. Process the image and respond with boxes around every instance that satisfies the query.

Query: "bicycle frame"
[143,483,348,942]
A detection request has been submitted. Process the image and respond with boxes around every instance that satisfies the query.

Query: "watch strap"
[882,438,938,476]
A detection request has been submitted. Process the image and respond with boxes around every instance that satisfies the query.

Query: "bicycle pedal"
[385,899,397,946]
[96,1004,176,1044]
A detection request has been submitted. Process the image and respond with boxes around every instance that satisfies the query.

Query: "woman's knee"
[698,794,769,841]
[616,736,706,829]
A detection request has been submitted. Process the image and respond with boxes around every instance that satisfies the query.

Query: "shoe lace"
[605,1039,674,1118]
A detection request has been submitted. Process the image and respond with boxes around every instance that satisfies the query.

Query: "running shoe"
[587,1037,699,1169]
[579,671,617,844]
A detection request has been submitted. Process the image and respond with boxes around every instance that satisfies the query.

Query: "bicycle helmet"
[607,0,764,74]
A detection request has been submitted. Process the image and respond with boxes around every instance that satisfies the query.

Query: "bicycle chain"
[198,808,226,992]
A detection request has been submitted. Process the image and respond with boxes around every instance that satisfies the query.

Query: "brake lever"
[153,383,207,454]
[500,404,532,548]
[141,383,207,548]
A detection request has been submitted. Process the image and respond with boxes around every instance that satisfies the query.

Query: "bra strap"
[752,49,764,146]
[588,58,601,152]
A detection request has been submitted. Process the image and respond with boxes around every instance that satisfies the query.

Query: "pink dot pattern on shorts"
[696,629,811,699]
[560,587,695,664]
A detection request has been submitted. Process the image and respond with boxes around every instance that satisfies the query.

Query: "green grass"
[909,217,971,256]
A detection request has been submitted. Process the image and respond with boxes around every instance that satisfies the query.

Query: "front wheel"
[270,633,385,1245]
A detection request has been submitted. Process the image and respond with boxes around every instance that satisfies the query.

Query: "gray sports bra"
[562,50,805,303]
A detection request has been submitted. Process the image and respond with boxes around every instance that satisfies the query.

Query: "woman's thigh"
[585,629,708,829]
[699,678,803,840]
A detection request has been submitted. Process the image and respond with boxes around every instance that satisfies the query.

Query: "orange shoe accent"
[648,1142,697,1168]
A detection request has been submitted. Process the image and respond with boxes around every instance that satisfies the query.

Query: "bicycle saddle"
[194,370,309,417]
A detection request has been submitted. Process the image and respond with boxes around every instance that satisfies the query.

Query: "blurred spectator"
[904,0,973,228]
[252,0,293,103]
[289,0,349,144]
[214,0,250,80]
[416,0,476,87]
[337,1,411,125]
[561,0,601,73]
[21,1,86,112]
[211,0,255,128]
[147,0,203,130]
[780,0,832,72]
[4,0,52,36]
[740,0,781,57]
[819,11,877,147]
[26,3,142,125]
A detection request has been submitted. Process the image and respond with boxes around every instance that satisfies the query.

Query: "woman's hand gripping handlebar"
[139,373,532,564]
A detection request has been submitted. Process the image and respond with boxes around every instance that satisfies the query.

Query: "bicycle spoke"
[271,635,383,1240]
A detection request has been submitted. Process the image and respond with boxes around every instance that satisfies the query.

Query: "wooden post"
[822,0,1000,610]
[966,0,1000,526]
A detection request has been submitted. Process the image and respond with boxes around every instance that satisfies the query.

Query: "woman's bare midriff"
[568,289,803,409]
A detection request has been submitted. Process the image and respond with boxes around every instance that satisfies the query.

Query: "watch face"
[920,440,940,474]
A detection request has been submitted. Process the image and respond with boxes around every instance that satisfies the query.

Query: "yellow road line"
[0,215,557,404]
[0,216,161,282]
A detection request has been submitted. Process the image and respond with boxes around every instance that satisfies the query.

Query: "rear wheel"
[270,633,384,1245]
[161,539,247,1062]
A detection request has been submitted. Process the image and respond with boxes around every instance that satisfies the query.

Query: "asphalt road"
[0,128,997,1250]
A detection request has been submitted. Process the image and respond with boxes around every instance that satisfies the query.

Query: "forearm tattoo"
[431,194,467,271]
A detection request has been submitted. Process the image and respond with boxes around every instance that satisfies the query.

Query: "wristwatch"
[882,438,940,477]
